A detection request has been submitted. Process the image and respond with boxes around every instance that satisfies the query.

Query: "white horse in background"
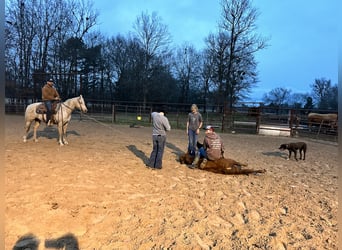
[308,112,338,131]
[23,95,88,145]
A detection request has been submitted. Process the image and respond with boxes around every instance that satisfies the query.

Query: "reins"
[55,97,85,126]
[58,97,86,115]
[82,113,122,131]
[61,102,73,110]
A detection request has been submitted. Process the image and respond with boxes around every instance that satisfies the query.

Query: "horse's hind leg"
[32,120,41,142]
[23,120,32,142]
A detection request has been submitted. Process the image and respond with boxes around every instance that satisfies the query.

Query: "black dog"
[279,142,307,161]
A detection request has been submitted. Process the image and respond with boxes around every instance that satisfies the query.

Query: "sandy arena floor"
[5,114,338,249]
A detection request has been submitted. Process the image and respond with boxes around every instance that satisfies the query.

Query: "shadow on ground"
[127,145,149,165]
[262,151,288,159]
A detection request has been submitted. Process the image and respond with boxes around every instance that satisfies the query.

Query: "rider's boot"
[47,114,54,126]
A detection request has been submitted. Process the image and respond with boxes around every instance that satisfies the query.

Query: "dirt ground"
[5,114,338,249]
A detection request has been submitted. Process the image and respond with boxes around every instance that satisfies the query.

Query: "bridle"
[60,96,86,113]
[77,96,87,113]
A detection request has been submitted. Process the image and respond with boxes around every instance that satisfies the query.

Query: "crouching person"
[192,125,225,168]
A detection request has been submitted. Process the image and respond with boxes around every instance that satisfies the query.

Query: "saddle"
[36,101,59,114]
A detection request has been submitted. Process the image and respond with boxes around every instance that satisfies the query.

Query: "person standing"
[186,104,203,165]
[42,78,60,126]
[147,108,171,169]
[198,125,225,168]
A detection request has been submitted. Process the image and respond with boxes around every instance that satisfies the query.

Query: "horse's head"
[77,95,88,113]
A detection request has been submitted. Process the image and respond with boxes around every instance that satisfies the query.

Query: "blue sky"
[93,0,339,102]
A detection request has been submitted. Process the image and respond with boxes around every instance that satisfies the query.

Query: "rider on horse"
[42,78,60,126]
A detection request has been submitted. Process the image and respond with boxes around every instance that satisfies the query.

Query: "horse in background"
[307,113,338,132]
[23,95,88,145]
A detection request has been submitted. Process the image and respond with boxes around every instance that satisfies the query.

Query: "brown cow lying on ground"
[179,153,266,175]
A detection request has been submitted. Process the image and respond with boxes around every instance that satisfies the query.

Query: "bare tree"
[201,48,216,113]
[289,93,311,109]
[172,43,201,103]
[311,78,337,109]
[68,0,98,39]
[205,32,231,111]
[105,35,146,101]
[263,87,292,107]
[210,0,268,111]
[6,0,38,98]
[5,0,99,100]
[132,11,172,105]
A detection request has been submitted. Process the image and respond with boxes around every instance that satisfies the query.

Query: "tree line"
[5,0,337,111]
[263,78,338,110]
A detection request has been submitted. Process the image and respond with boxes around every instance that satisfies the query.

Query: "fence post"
[149,107,152,123]
[289,109,293,136]
[112,105,116,123]
[255,106,261,134]
[176,111,179,129]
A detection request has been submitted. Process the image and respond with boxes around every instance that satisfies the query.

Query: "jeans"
[198,147,207,159]
[44,100,52,122]
[148,135,166,168]
[188,129,198,156]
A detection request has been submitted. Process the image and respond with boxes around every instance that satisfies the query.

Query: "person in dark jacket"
[42,78,60,126]
[147,108,171,169]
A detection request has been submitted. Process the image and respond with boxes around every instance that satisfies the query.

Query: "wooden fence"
[5,101,338,142]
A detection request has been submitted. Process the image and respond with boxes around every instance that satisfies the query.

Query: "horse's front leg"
[57,123,69,145]
[57,124,65,145]
[62,123,69,145]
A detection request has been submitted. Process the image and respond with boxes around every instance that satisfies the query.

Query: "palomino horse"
[23,95,88,145]
[308,112,338,132]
